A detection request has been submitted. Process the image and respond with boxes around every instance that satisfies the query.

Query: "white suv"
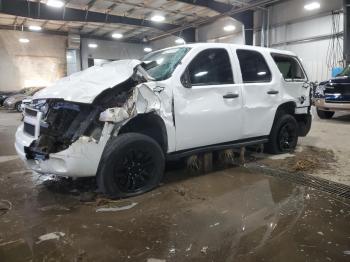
[15,43,312,197]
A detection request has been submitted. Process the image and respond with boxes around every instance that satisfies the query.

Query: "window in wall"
[187,48,234,86]
[236,49,272,83]
[271,54,306,81]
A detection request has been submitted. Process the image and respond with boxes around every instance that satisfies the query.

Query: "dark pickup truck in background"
[314,66,350,119]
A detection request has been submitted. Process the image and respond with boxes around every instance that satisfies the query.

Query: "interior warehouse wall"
[254,0,344,82]
[197,17,244,44]
[81,38,144,69]
[0,30,67,92]
[150,18,244,51]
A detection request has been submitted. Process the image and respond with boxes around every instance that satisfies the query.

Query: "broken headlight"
[31,99,49,114]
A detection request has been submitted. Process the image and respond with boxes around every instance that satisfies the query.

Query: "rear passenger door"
[271,54,310,108]
[236,49,280,138]
[174,47,243,151]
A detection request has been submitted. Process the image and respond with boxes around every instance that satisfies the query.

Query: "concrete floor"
[0,109,350,262]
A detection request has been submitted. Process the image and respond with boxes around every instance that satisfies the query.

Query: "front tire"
[316,108,334,119]
[265,114,298,154]
[15,102,22,112]
[97,133,165,198]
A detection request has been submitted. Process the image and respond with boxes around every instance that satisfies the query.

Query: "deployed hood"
[33,59,142,104]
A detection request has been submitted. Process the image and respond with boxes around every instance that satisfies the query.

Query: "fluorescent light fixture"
[151,15,165,22]
[304,2,320,11]
[112,33,123,39]
[47,0,65,8]
[144,47,152,52]
[88,43,98,48]
[19,38,30,43]
[257,71,267,76]
[175,38,185,44]
[29,25,42,31]
[223,25,236,32]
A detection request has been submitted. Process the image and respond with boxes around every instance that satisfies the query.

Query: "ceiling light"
[175,38,185,44]
[304,2,320,11]
[223,25,236,32]
[144,47,152,52]
[112,33,123,39]
[47,0,65,8]
[19,38,30,43]
[88,43,98,48]
[151,15,165,22]
[29,25,42,31]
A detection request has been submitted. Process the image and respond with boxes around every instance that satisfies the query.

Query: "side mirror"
[181,69,192,88]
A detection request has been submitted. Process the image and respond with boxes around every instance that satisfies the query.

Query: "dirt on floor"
[251,145,337,173]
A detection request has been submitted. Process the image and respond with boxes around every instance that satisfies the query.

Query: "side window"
[187,48,234,86]
[236,49,272,83]
[271,54,306,81]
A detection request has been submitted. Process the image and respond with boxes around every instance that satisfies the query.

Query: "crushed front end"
[15,59,167,177]
[15,99,115,177]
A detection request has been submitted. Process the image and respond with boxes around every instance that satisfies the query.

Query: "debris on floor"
[96,202,138,212]
[36,232,65,244]
[147,258,166,262]
[0,199,12,216]
[201,246,208,254]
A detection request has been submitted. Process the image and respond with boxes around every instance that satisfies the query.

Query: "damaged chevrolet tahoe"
[15,43,312,198]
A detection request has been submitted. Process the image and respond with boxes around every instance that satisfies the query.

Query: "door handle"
[223,93,239,99]
[267,90,279,95]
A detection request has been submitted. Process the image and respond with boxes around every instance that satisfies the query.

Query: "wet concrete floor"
[1,110,350,262]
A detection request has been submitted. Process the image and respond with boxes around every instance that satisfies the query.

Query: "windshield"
[337,66,350,77]
[142,47,190,81]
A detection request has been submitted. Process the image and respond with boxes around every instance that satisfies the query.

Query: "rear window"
[271,54,306,81]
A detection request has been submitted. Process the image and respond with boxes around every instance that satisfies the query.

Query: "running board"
[167,136,269,160]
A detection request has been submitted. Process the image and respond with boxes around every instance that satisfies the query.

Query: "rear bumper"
[314,98,350,111]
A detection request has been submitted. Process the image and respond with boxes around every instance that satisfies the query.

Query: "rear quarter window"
[271,53,306,81]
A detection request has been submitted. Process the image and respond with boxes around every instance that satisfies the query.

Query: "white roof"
[160,42,297,57]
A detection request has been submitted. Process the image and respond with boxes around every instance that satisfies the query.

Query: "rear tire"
[316,108,334,119]
[265,114,298,154]
[97,133,165,198]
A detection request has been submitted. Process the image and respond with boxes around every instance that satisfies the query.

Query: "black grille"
[24,123,35,136]
[25,108,38,117]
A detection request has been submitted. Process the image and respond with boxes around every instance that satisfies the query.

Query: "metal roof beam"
[0,0,178,31]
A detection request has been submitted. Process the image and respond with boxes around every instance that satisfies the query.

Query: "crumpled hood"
[33,59,142,104]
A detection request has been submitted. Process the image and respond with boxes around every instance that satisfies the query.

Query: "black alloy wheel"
[265,114,299,154]
[97,133,165,198]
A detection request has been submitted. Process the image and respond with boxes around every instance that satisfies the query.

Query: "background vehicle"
[16,44,312,198]
[0,91,17,107]
[3,87,44,112]
[314,66,350,119]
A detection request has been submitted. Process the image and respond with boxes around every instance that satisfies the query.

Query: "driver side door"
[173,47,243,151]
